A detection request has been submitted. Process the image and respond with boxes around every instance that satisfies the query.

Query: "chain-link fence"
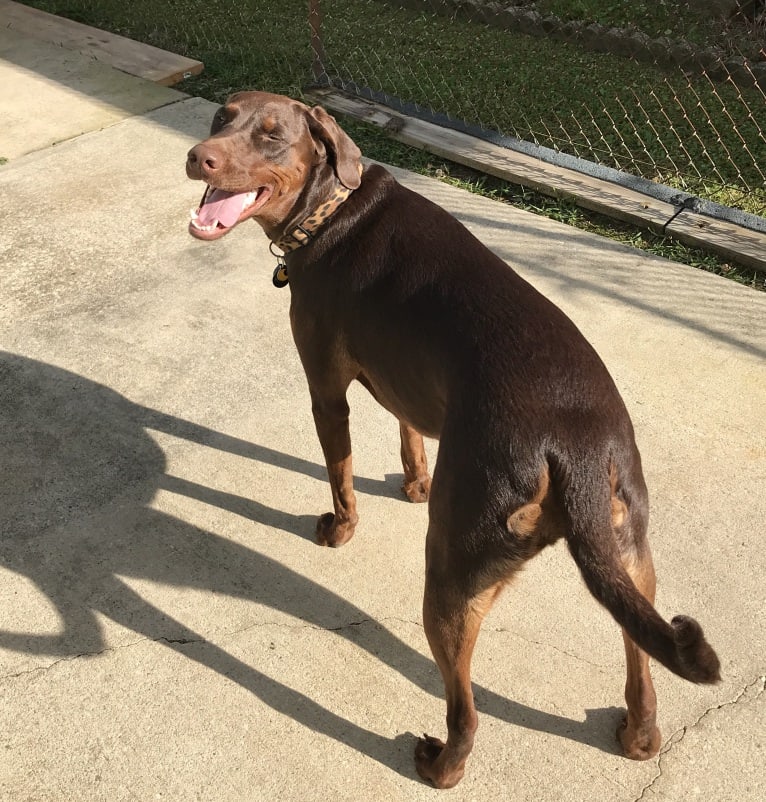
[20,1,766,221]
[313,0,766,220]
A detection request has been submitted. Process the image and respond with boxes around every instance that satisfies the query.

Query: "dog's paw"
[403,475,431,504]
[617,714,661,760]
[315,512,357,547]
[414,734,465,789]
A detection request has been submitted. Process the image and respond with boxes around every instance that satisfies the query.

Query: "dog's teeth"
[190,209,221,230]
[189,215,218,232]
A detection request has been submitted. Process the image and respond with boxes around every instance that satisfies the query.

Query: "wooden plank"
[666,210,766,272]
[309,88,766,273]
[307,87,678,233]
[0,0,203,85]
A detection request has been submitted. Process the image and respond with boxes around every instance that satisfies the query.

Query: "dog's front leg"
[311,391,358,547]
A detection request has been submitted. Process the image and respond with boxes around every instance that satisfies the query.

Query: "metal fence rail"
[312,0,766,220]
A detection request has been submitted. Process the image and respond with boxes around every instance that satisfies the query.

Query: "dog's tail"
[556,456,721,684]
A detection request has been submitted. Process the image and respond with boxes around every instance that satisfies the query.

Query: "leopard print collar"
[272,177,358,254]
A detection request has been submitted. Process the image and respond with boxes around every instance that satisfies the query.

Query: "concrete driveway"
[1,26,764,802]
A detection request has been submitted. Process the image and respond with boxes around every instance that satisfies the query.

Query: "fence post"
[309,0,327,84]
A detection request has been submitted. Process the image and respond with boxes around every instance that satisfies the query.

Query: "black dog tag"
[272,263,289,288]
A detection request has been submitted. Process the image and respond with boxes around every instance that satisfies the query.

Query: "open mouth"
[188,184,273,241]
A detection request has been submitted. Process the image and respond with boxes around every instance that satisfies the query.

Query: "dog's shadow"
[0,352,625,780]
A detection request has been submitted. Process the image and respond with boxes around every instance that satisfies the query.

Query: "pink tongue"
[198,188,251,227]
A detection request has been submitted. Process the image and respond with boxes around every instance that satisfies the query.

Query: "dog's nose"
[186,144,219,177]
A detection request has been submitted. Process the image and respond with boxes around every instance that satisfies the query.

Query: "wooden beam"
[307,87,677,232]
[666,210,766,272]
[307,87,765,272]
[0,0,203,85]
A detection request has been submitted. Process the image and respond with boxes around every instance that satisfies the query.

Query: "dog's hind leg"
[413,445,520,789]
[399,421,431,503]
[617,540,662,759]
[415,564,503,789]
[612,481,662,759]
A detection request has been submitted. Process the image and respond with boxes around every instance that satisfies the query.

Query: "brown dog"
[186,91,720,788]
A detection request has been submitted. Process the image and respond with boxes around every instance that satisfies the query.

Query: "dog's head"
[186,91,362,241]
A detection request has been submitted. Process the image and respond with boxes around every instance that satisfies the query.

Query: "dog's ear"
[307,105,362,189]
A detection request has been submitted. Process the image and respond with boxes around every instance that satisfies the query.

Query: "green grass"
[19,0,765,288]
[25,0,311,97]
[538,0,765,55]
[321,1,765,216]
[540,0,713,41]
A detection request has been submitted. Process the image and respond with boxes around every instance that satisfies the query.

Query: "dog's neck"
[269,162,363,254]
[272,181,356,253]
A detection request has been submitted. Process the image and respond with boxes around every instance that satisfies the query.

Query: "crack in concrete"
[1,616,426,680]
[2,641,142,681]
[485,627,615,670]
[3,615,624,682]
[218,615,425,640]
[633,674,765,802]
